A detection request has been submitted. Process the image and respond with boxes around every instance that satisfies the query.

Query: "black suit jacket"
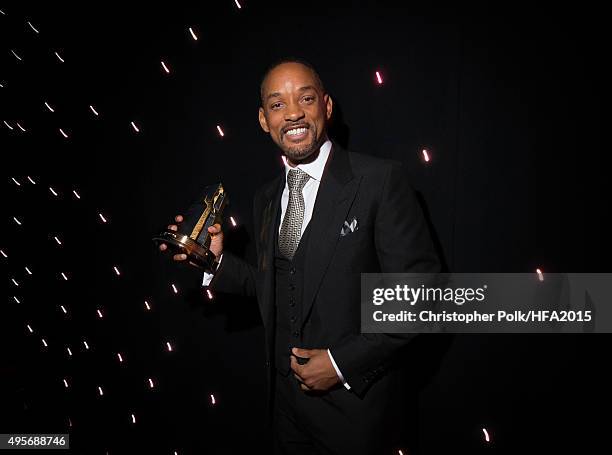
[208,140,440,415]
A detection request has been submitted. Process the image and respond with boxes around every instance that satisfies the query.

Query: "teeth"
[286,127,307,136]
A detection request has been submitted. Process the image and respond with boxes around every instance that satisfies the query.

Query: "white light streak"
[67,347,73,356]
[25,266,32,274]
[117,353,124,363]
[16,122,26,132]
[234,0,242,9]
[1,249,7,258]
[60,305,67,314]
[11,49,22,61]
[54,236,62,245]
[230,216,237,226]
[148,378,155,389]
[216,125,224,137]
[188,27,198,40]
[166,341,173,352]
[422,149,430,162]
[83,340,90,350]
[161,60,170,73]
[97,308,103,318]
[482,427,491,442]
[44,101,55,112]
[131,413,136,424]
[3,120,13,130]
[12,177,21,186]
[54,51,64,63]
[144,300,151,310]
[61,272,68,281]
[41,338,48,347]
[98,212,108,223]
[49,186,58,196]
[27,324,33,333]
[27,176,36,184]
[63,378,69,388]
[131,121,140,133]
[210,394,216,405]
[536,268,544,282]
[13,296,21,303]
[206,289,213,300]
[27,21,40,34]
[12,278,19,287]
[171,283,178,294]
[375,71,383,84]
[89,105,99,116]
[72,189,81,199]
[59,128,68,138]
[113,266,121,276]
[13,216,22,225]
[98,386,104,396]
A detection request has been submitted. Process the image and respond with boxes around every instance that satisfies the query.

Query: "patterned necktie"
[278,168,311,260]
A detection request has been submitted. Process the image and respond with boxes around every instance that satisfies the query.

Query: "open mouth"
[283,126,309,142]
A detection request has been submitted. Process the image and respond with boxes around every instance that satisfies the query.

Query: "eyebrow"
[266,85,318,101]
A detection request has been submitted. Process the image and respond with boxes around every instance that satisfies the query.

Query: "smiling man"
[162,57,440,454]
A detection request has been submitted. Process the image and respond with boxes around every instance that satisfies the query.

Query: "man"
[160,58,440,454]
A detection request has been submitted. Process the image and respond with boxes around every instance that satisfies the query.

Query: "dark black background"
[1,1,609,453]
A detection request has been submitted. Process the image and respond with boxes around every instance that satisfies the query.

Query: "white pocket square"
[340,217,359,236]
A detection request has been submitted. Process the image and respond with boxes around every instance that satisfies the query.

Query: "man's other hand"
[290,347,341,393]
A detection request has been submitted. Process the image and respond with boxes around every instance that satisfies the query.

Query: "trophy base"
[152,231,217,272]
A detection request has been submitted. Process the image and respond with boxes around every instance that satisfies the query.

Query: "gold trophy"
[152,183,228,272]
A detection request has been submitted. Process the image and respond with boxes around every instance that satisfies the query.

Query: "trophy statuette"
[152,183,228,272]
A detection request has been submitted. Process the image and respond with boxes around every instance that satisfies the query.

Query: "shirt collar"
[283,137,332,183]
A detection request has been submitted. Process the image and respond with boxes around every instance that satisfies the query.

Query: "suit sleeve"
[329,161,440,397]
[206,251,257,297]
[205,190,264,298]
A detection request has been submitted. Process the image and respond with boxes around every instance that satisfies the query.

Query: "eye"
[302,96,315,103]
[271,102,283,110]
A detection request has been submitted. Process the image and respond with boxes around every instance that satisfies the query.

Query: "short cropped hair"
[259,57,326,106]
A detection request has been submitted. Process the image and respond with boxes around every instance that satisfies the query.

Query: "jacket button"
[289,267,296,275]
[289,299,295,307]
[292,331,299,338]
[290,316,296,323]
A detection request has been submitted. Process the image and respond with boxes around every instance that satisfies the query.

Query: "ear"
[324,94,333,121]
[258,107,270,133]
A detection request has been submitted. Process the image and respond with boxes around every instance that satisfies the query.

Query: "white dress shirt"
[203,138,350,389]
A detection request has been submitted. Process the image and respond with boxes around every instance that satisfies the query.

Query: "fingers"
[173,253,187,261]
[292,372,311,392]
[291,347,310,358]
[290,355,301,373]
[207,223,222,235]
[158,243,167,251]
[167,224,178,232]
[175,215,183,223]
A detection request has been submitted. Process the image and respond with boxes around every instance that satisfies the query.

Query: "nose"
[284,101,305,122]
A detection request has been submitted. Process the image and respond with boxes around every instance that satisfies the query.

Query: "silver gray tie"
[278,168,311,260]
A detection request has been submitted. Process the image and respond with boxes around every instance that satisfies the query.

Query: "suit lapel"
[302,142,361,323]
[258,175,283,332]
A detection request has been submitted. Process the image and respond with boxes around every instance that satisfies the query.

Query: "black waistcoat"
[273,207,312,376]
